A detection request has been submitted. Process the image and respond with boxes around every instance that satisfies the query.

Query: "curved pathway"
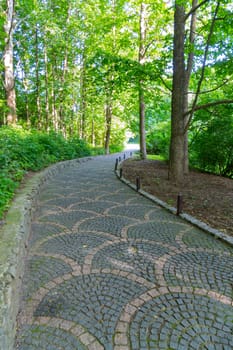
[15,155,233,350]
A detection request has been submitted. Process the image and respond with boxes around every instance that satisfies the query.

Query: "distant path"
[15,154,233,350]
[124,143,140,151]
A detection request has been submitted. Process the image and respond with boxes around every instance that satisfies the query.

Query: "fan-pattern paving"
[15,155,233,350]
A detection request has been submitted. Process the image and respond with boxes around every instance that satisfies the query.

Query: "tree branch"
[4,0,16,46]
[184,99,233,117]
[187,79,231,95]
[185,0,198,84]
[159,75,172,92]
[185,0,209,20]
[195,79,231,94]
[184,1,220,131]
[143,39,156,57]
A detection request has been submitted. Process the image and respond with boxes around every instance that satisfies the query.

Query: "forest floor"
[122,158,233,237]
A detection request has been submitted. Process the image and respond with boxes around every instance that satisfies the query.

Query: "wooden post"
[115,158,118,171]
[177,193,183,215]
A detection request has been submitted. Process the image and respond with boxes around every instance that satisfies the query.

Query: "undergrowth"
[0,126,93,218]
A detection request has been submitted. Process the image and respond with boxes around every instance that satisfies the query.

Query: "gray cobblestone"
[16,325,88,349]
[164,251,233,297]
[10,154,233,350]
[33,274,146,349]
[38,233,110,266]
[129,293,233,349]
[78,215,136,237]
[127,221,185,245]
[20,256,72,301]
[39,210,96,230]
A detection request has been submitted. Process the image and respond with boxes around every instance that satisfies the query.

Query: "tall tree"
[169,1,186,184]
[104,0,116,154]
[2,0,232,164]
[3,0,17,124]
[138,2,148,159]
[169,0,233,184]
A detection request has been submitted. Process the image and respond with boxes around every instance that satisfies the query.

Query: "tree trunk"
[59,48,69,137]
[138,2,148,159]
[35,27,42,129]
[59,6,70,137]
[91,116,95,146]
[139,86,147,159]
[80,53,87,140]
[104,0,116,154]
[4,0,17,125]
[51,64,58,132]
[183,0,198,174]
[169,3,186,184]
[170,0,217,182]
[44,47,50,130]
[104,100,112,155]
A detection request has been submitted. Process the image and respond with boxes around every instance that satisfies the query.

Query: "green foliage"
[109,123,125,153]
[0,172,18,218]
[190,106,233,178]
[146,120,170,160]
[1,0,233,184]
[90,147,105,156]
[145,96,171,160]
[109,144,124,153]
[0,126,91,217]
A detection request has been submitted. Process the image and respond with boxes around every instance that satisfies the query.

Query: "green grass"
[147,154,166,161]
[131,153,166,161]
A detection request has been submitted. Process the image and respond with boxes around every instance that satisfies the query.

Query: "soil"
[122,159,233,237]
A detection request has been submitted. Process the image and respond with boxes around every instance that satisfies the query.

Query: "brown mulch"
[122,159,233,237]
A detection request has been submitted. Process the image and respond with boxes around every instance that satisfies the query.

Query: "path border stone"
[0,157,92,350]
[115,162,233,248]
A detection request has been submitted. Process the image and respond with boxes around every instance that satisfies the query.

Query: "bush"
[190,109,233,178]
[109,144,124,153]
[0,126,91,217]
[91,147,105,156]
[146,121,170,160]
[0,172,18,218]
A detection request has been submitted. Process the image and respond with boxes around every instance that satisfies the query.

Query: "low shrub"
[0,126,91,217]
[190,109,233,178]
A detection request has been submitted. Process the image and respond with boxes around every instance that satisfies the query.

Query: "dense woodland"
[0,1,233,198]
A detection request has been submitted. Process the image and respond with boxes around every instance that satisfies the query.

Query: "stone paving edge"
[115,166,233,248]
[0,157,92,350]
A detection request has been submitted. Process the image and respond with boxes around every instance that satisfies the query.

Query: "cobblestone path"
[15,155,233,350]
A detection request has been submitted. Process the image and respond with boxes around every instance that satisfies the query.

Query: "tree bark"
[104,100,112,155]
[4,0,17,125]
[80,51,87,140]
[138,3,148,160]
[139,86,147,159]
[44,47,50,130]
[51,62,58,132]
[35,27,42,128]
[91,116,95,146]
[59,6,70,137]
[170,1,220,183]
[183,0,198,174]
[169,3,186,184]
[104,0,116,154]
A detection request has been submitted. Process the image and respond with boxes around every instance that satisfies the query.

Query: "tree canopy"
[1,0,233,180]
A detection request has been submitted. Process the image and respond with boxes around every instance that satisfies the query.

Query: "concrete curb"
[115,167,233,248]
[0,157,92,350]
